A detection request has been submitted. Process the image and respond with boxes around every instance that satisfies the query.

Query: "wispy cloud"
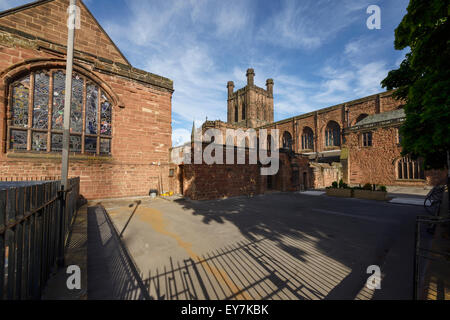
[0,0,408,147]
[98,0,407,146]
[257,0,373,50]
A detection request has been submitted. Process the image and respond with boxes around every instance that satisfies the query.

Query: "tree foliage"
[381,0,449,170]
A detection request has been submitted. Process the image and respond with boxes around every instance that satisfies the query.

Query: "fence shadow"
[87,205,150,300]
[141,231,351,300]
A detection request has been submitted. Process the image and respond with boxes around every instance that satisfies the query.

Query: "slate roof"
[355,109,405,126]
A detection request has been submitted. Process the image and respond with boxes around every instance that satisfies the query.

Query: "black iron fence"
[0,177,80,300]
[413,186,449,300]
[413,215,450,299]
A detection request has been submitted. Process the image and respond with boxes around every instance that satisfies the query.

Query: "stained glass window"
[32,132,47,151]
[85,137,97,153]
[33,72,49,129]
[9,69,113,155]
[100,139,110,154]
[100,97,112,136]
[70,135,82,152]
[70,75,83,133]
[85,83,98,134]
[52,71,65,130]
[11,76,30,127]
[51,134,82,153]
[10,130,27,150]
[51,134,63,152]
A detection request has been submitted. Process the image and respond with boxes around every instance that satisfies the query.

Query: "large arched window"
[8,70,112,154]
[325,121,340,147]
[397,156,425,180]
[301,127,314,150]
[282,131,293,150]
[234,103,238,122]
[242,102,246,120]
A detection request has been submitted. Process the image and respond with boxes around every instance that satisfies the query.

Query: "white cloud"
[257,0,374,50]
[172,128,191,146]
[97,0,396,146]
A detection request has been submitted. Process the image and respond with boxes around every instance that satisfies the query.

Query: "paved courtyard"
[97,192,425,300]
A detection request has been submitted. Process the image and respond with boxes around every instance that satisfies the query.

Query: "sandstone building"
[0,0,175,199]
[174,69,446,200]
[0,1,445,201]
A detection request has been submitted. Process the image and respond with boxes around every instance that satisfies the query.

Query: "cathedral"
[172,69,446,200]
[0,0,446,200]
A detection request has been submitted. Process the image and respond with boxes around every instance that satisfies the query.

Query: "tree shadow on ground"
[137,192,421,300]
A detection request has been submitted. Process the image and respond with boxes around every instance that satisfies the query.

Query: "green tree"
[381,0,449,179]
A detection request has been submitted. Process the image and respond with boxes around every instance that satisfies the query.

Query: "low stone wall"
[353,189,387,201]
[0,157,176,199]
[179,145,310,200]
[310,162,342,189]
[182,163,263,200]
[326,188,388,200]
[325,188,353,197]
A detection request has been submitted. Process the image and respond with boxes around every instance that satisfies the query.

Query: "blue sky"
[1,0,410,146]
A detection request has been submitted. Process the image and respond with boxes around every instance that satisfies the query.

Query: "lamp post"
[61,0,77,191]
[58,0,77,268]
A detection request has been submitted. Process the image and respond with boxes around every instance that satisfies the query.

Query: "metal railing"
[424,185,446,215]
[413,215,450,299]
[0,177,80,300]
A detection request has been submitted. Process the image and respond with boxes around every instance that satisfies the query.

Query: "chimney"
[227,81,234,97]
[246,68,255,86]
[266,78,274,96]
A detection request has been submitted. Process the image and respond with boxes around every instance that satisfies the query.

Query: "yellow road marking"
[109,206,250,300]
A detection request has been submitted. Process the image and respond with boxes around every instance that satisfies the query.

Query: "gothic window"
[242,102,246,120]
[8,70,112,155]
[282,131,293,151]
[397,156,425,180]
[362,131,372,147]
[235,104,238,122]
[325,121,340,147]
[301,127,314,150]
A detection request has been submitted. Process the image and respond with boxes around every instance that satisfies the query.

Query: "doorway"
[303,172,308,190]
[267,175,273,190]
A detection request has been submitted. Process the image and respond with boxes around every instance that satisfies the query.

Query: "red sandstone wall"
[347,126,401,186]
[347,99,378,127]
[181,144,310,200]
[0,0,128,64]
[182,163,263,200]
[380,94,404,112]
[0,53,173,198]
[346,126,445,187]
[311,164,341,189]
[0,1,173,199]
[0,56,173,198]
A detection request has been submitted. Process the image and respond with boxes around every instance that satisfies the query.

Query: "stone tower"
[227,68,274,128]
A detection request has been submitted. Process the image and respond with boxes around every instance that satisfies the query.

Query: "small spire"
[191,120,195,142]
